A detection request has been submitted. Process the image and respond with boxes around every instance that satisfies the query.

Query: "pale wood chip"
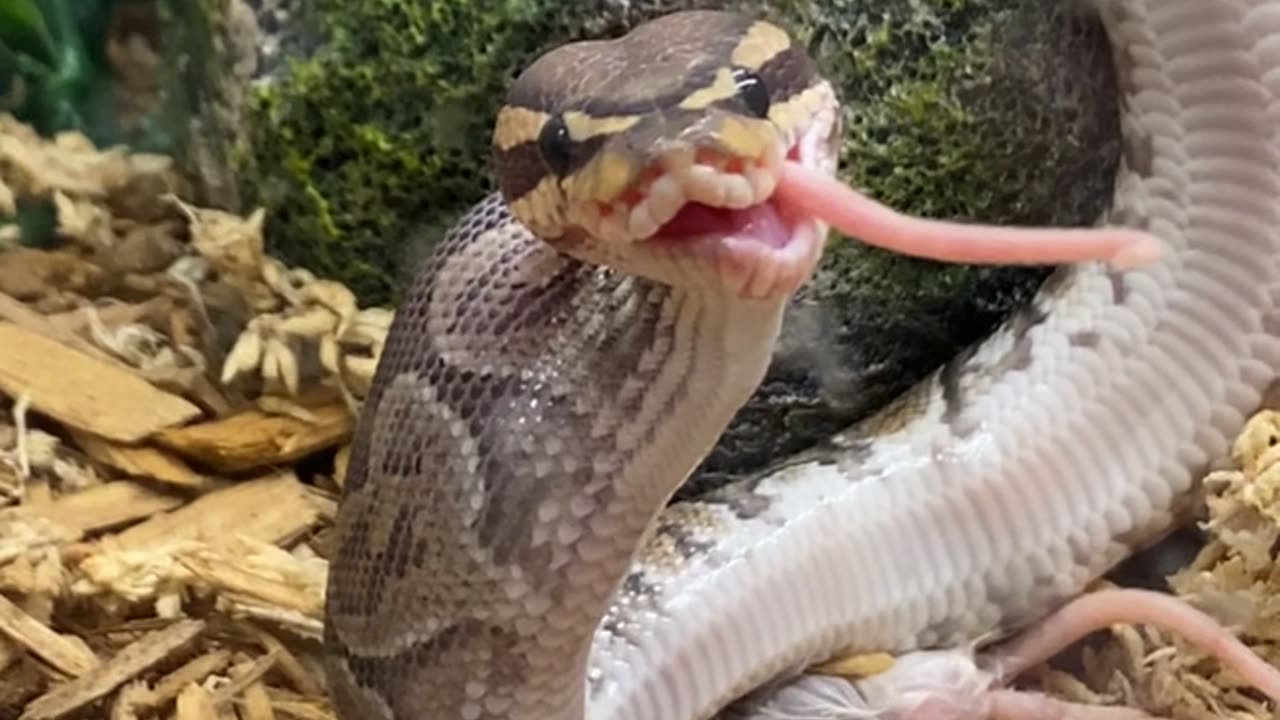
[0,514,75,565]
[71,491,327,608]
[0,248,103,305]
[15,480,184,536]
[0,322,202,442]
[271,702,334,720]
[152,398,352,473]
[110,472,324,551]
[174,682,218,720]
[217,597,323,640]
[19,619,204,720]
[52,190,115,250]
[179,555,322,619]
[110,680,149,720]
[177,202,265,279]
[145,649,232,709]
[44,297,170,335]
[185,373,234,419]
[331,444,349,490]
[0,127,128,198]
[23,477,51,505]
[3,548,63,621]
[0,175,13,215]
[1035,667,1113,704]
[0,593,98,678]
[71,431,211,490]
[0,292,129,371]
[211,649,280,708]
[246,627,325,698]
[240,681,276,720]
[0,634,21,673]
[262,688,334,720]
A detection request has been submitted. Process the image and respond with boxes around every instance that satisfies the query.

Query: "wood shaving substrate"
[0,114,1273,720]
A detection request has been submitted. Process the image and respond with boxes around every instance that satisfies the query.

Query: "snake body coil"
[324,4,1280,719]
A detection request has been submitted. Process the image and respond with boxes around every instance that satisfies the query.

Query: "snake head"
[491,11,840,301]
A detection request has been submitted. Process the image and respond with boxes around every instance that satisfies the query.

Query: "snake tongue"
[648,161,1162,267]
[655,202,793,249]
[773,160,1163,268]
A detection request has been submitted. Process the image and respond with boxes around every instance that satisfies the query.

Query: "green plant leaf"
[0,0,57,69]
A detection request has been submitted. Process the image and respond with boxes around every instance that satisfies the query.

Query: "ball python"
[322,3,1280,719]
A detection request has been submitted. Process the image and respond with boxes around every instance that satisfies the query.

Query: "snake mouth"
[583,136,823,246]
[642,103,838,298]
[559,81,839,299]
[644,130,833,249]
[641,145,807,249]
[575,80,839,245]
[573,142,788,246]
[649,201,797,248]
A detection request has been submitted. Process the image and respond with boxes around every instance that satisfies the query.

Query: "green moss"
[792,0,1119,307]
[234,1,560,303]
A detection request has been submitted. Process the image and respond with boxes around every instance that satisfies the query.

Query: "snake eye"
[731,68,771,119]
[538,115,573,176]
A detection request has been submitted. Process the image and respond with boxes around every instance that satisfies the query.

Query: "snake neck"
[533,274,791,720]
[324,192,794,720]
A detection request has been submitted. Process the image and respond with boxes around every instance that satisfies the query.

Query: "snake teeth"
[629,204,661,239]
[659,146,696,173]
[647,176,686,224]
[745,165,778,202]
[683,165,729,206]
[575,133,794,243]
[721,175,756,209]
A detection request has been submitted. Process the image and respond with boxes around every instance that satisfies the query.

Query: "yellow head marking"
[563,111,641,141]
[572,149,639,203]
[509,175,566,237]
[715,115,775,160]
[493,106,549,151]
[731,21,790,70]
[679,67,741,111]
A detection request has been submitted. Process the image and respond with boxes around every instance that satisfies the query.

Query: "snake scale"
[323,3,1280,719]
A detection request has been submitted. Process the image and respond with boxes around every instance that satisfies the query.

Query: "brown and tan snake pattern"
[323,4,1280,719]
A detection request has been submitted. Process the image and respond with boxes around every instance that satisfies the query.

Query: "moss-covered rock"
[226,0,1121,483]
[231,2,575,304]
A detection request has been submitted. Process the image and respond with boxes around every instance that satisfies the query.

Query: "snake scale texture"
[323,2,1280,719]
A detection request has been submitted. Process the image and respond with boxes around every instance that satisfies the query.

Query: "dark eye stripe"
[755,46,817,103]
[492,133,610,201]
[491,141,548,200]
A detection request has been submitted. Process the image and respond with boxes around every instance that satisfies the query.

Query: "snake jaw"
[560,81,841,301]
[574,143,786,244]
